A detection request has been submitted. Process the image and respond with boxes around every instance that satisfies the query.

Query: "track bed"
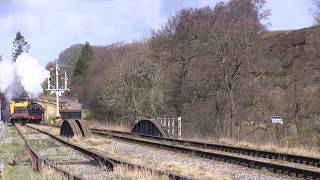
[18,125,111,179]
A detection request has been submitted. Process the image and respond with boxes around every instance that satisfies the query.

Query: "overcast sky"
[0,0,315,65]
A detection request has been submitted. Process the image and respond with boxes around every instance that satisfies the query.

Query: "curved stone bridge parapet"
[131,118,168,137]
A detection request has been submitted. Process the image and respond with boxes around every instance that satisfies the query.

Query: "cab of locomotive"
[9,99,29,122]
[28,103,43,123]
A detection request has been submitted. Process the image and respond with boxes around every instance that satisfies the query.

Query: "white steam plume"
[15,53,49,96]
[0,52,49,100]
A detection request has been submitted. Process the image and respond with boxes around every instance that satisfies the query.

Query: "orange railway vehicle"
[10,99,29,122]
[9,99,43,123]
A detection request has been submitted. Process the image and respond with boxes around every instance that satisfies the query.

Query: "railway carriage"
[28,102,43,123]
[10,99,43,123]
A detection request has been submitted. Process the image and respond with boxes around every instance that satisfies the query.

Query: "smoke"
[0,52,49,100]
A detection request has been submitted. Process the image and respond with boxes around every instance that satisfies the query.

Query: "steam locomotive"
[9,98,43,123]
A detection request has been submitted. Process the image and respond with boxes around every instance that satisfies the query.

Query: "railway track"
[38,123,320,179]
[93,128,320,167]
[16,124,193,180]
[91,128,320,179]
[16,124,85,179]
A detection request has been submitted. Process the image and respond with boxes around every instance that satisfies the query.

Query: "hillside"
[51,1,320,148]
[256,27,320,118]
[53,26,320,148]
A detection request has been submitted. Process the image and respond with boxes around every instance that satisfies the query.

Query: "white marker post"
[178,117,182,139]
[46,62,70,117]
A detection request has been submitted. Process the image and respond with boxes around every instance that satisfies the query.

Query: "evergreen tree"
[73,42,93,77]
[12,31,30,61]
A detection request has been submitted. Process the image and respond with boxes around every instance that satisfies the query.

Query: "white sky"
[0,0,315,65]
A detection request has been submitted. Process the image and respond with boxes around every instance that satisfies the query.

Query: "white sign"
[271,116,283,125]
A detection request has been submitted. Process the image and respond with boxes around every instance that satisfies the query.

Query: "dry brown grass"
[27,124,60,136]
[34,121,320,159]
[4,126,65,180]
[72,136,112,146]
[83,120,320,157]
[82,137,110,146]
[223,139,320,158]
[189,136,320,158]
[16,125,30,134]
[160,161,230,180]
[90,144,228,179]
[29,124,228,179]
[88,120,131,132]
[28,124,112,147]
[78,120,320,158]
[40,166,67,180]
[112,165,169,180]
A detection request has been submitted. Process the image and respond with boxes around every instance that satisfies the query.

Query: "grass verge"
[0,125,65,180]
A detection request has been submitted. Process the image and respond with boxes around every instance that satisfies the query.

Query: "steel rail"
[38,123,320,179]
[92,128,320,168]
[26,124,194,180]
[92,129,320,180]
[15,124,83,180]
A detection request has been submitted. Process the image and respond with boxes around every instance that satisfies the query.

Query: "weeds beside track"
[92,128,320,180]
[21,124,193,180]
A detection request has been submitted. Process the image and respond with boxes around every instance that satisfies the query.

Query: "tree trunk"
[175,59,189,117]
[228,82,236,139]
[212,89,220,138]
[294,103,303,143]
[293,79,303,143]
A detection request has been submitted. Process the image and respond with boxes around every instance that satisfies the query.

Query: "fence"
[0,121,4,178]
[0,121,4,143]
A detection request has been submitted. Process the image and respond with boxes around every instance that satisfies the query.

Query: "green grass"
[0,126,64,180]
[85,139,109,146]
[6,126,17,136]
[259,167,269,174]
[29,139,57,150]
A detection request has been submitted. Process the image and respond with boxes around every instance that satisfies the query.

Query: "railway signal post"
[46,62,70,118]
